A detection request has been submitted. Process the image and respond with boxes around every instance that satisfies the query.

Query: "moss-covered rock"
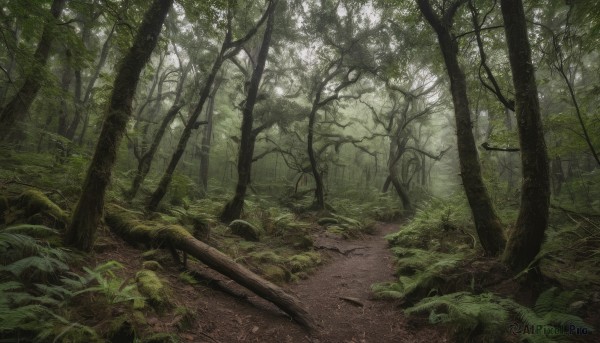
[229,220,263,241]
[262,265,291,284]
[285,234,313,249]
[249,250,284,263]
[135,270,169,309]
[287,252,322,273]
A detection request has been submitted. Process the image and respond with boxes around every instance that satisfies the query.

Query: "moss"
[178,272,198,285]
[142,249,161,260]
[173,306,196,330]
[135,270,169,309]
[159,214,180,224]
[107,317,136,343]
[287,252,322,272]
[285,234,313,249]
[105,210,193,248]
[142,260,163,271]
[229,219,263,241]
[249,250,284,264]
[8,190,69,229]
[262,265,290,284]
[142,333,179,343]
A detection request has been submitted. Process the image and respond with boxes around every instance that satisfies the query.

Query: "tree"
[366,73,444,212]
[64,0,174,251]
[0,0,67,140]
[220,0,277,222]
[146,0,272,212]
[416,0,506,256]
[499,0,550,272]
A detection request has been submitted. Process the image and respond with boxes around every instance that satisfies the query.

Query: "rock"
[229,220,262,241]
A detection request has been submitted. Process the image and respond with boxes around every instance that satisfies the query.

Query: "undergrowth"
[375,192,599,342]
[0,224,147,342]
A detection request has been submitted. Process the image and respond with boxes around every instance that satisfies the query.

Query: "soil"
[91,224,448,343]
[95,222,445,343]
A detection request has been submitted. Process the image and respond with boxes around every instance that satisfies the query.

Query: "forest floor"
[96,222,444,343]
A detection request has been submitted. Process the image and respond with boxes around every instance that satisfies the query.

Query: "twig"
[338,296,364,307]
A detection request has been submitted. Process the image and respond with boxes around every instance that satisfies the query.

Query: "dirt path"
[128,222,440,342]
[288,222,431,343]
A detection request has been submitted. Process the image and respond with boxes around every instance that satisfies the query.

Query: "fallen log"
[104,208,316,331]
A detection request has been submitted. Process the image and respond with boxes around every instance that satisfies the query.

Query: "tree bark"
[500,0,550,272]
[146,0,272,211]
[416,0,506,256]
[126,103,185,201]
[64,0,173,251]
[0,0,67,140]
[307,106,326,210]
[220,1,277,222]
[69,24,116,142]
[105,210,316,331]
[199,76,223,194]
[146,46,227,212]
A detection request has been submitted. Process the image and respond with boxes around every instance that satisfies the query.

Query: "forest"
[0,0,599,342]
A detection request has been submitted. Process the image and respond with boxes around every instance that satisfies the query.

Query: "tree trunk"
[127,103,184,201]
[500,0,550,272]
[105,209,316,331]
[146,49,227,212]
[0,0,66,140]
[417,0,506,256]
[69,24,116,142]
[199,77,223,194]
[307,106,326,210]
[64,0,173,251]
[57,50,73,137]
[220,1,276,222]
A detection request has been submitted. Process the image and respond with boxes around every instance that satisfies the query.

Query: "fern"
[1,255,69,277]
[406,292,508,340]
[0,228,142,342]
[405,289,593,343]
[3,224,60,237]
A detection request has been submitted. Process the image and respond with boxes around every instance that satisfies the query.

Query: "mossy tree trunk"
[220,0,277,223]
[64,0,173,251]
[416,0,506,256]
[500,0,550,272]
[0,0,66,140]
[105,210,316,331]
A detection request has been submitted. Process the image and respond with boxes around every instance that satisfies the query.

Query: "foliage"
[405,289,593,343]
[0,225,147,342]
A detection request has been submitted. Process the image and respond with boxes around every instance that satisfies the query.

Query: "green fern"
[372,249,464,300]
[404,289,593,343]
[406,292,508,340]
